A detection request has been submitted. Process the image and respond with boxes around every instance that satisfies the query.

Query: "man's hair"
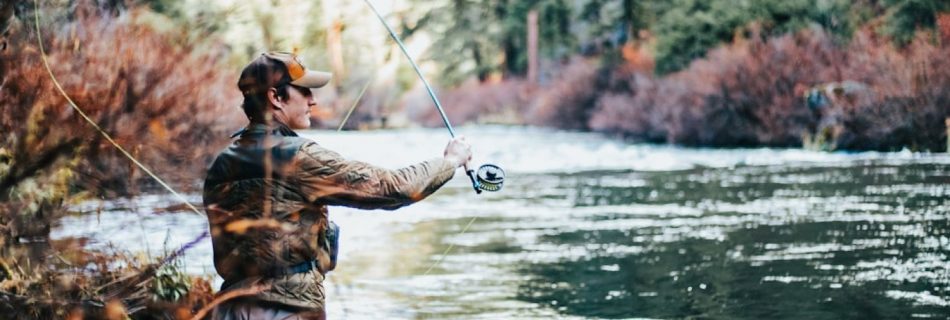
[241,83,292,122]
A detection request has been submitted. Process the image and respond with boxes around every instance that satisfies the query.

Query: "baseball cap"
[237,52,332,96]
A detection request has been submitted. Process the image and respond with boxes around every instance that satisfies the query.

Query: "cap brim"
[291,70,332,88]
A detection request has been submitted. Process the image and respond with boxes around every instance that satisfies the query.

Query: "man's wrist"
[443,155,463,168]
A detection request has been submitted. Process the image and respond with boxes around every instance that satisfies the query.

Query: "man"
[802,81,871,150]
[203,52,472,319]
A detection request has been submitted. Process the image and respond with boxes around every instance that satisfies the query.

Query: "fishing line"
[337,79,372,131]
[32,0,208,263]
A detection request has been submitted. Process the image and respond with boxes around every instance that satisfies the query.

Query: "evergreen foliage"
[419,0,948,78]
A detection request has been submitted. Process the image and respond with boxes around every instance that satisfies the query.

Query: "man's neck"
[244,120,298,137]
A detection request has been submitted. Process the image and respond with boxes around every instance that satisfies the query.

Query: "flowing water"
[54,126,950,319]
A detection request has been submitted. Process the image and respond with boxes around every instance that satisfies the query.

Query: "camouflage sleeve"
[295,142,457,210]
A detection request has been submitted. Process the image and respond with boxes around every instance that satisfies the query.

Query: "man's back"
[203,123,457,310]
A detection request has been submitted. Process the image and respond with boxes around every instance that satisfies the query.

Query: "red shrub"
[585,27,950,150]
[0,3,241,197]
[588,72,669,142]
[834,30,950,150]
[653,29,840,146]
[406,78,532,127]
[527,58,601,130]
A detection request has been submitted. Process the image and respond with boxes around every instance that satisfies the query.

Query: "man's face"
[276,85,316,129]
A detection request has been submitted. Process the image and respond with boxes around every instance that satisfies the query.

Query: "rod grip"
[465,168,481,194]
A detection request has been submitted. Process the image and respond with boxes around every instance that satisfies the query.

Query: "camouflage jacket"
[203,123,456,310]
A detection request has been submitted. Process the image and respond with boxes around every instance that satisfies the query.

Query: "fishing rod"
[363,0,505,194]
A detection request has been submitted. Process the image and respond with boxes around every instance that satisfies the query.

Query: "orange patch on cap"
[286,59,305,81]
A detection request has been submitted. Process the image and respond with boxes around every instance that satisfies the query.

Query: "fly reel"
[466,164,505,194]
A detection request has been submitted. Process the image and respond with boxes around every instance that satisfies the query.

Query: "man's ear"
[266,87,283,110]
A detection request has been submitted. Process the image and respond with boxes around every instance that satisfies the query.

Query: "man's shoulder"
[295,139,349,166]
[210,134,317,167]
[279,135,316,152]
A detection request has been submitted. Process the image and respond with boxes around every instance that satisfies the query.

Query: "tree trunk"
[472,43,489,82]
[527,9,539,86]
[327,19,345,84]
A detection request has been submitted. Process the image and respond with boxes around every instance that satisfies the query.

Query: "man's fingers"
[444,135,473,168]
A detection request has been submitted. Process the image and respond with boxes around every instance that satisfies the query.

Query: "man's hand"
[443,136,473,168]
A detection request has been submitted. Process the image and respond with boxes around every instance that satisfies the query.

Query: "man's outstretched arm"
[296,137,471,210]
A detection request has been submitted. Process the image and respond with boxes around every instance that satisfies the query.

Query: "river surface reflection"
[53,126,950,319]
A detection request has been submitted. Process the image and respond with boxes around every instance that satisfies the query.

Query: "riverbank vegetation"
[409,0,950,151]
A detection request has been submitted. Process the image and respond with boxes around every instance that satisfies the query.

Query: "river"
[53,126,950,319]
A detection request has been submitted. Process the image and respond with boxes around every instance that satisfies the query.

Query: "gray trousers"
[210,298,326,320]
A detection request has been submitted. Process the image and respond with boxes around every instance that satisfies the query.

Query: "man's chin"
[289,119,310,130]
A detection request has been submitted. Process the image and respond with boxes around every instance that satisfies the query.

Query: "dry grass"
[0,240,215,320]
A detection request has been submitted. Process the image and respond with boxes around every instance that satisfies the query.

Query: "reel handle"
[464,164,482,194]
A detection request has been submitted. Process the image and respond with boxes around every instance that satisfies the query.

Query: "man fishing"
[203,52,472,319]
